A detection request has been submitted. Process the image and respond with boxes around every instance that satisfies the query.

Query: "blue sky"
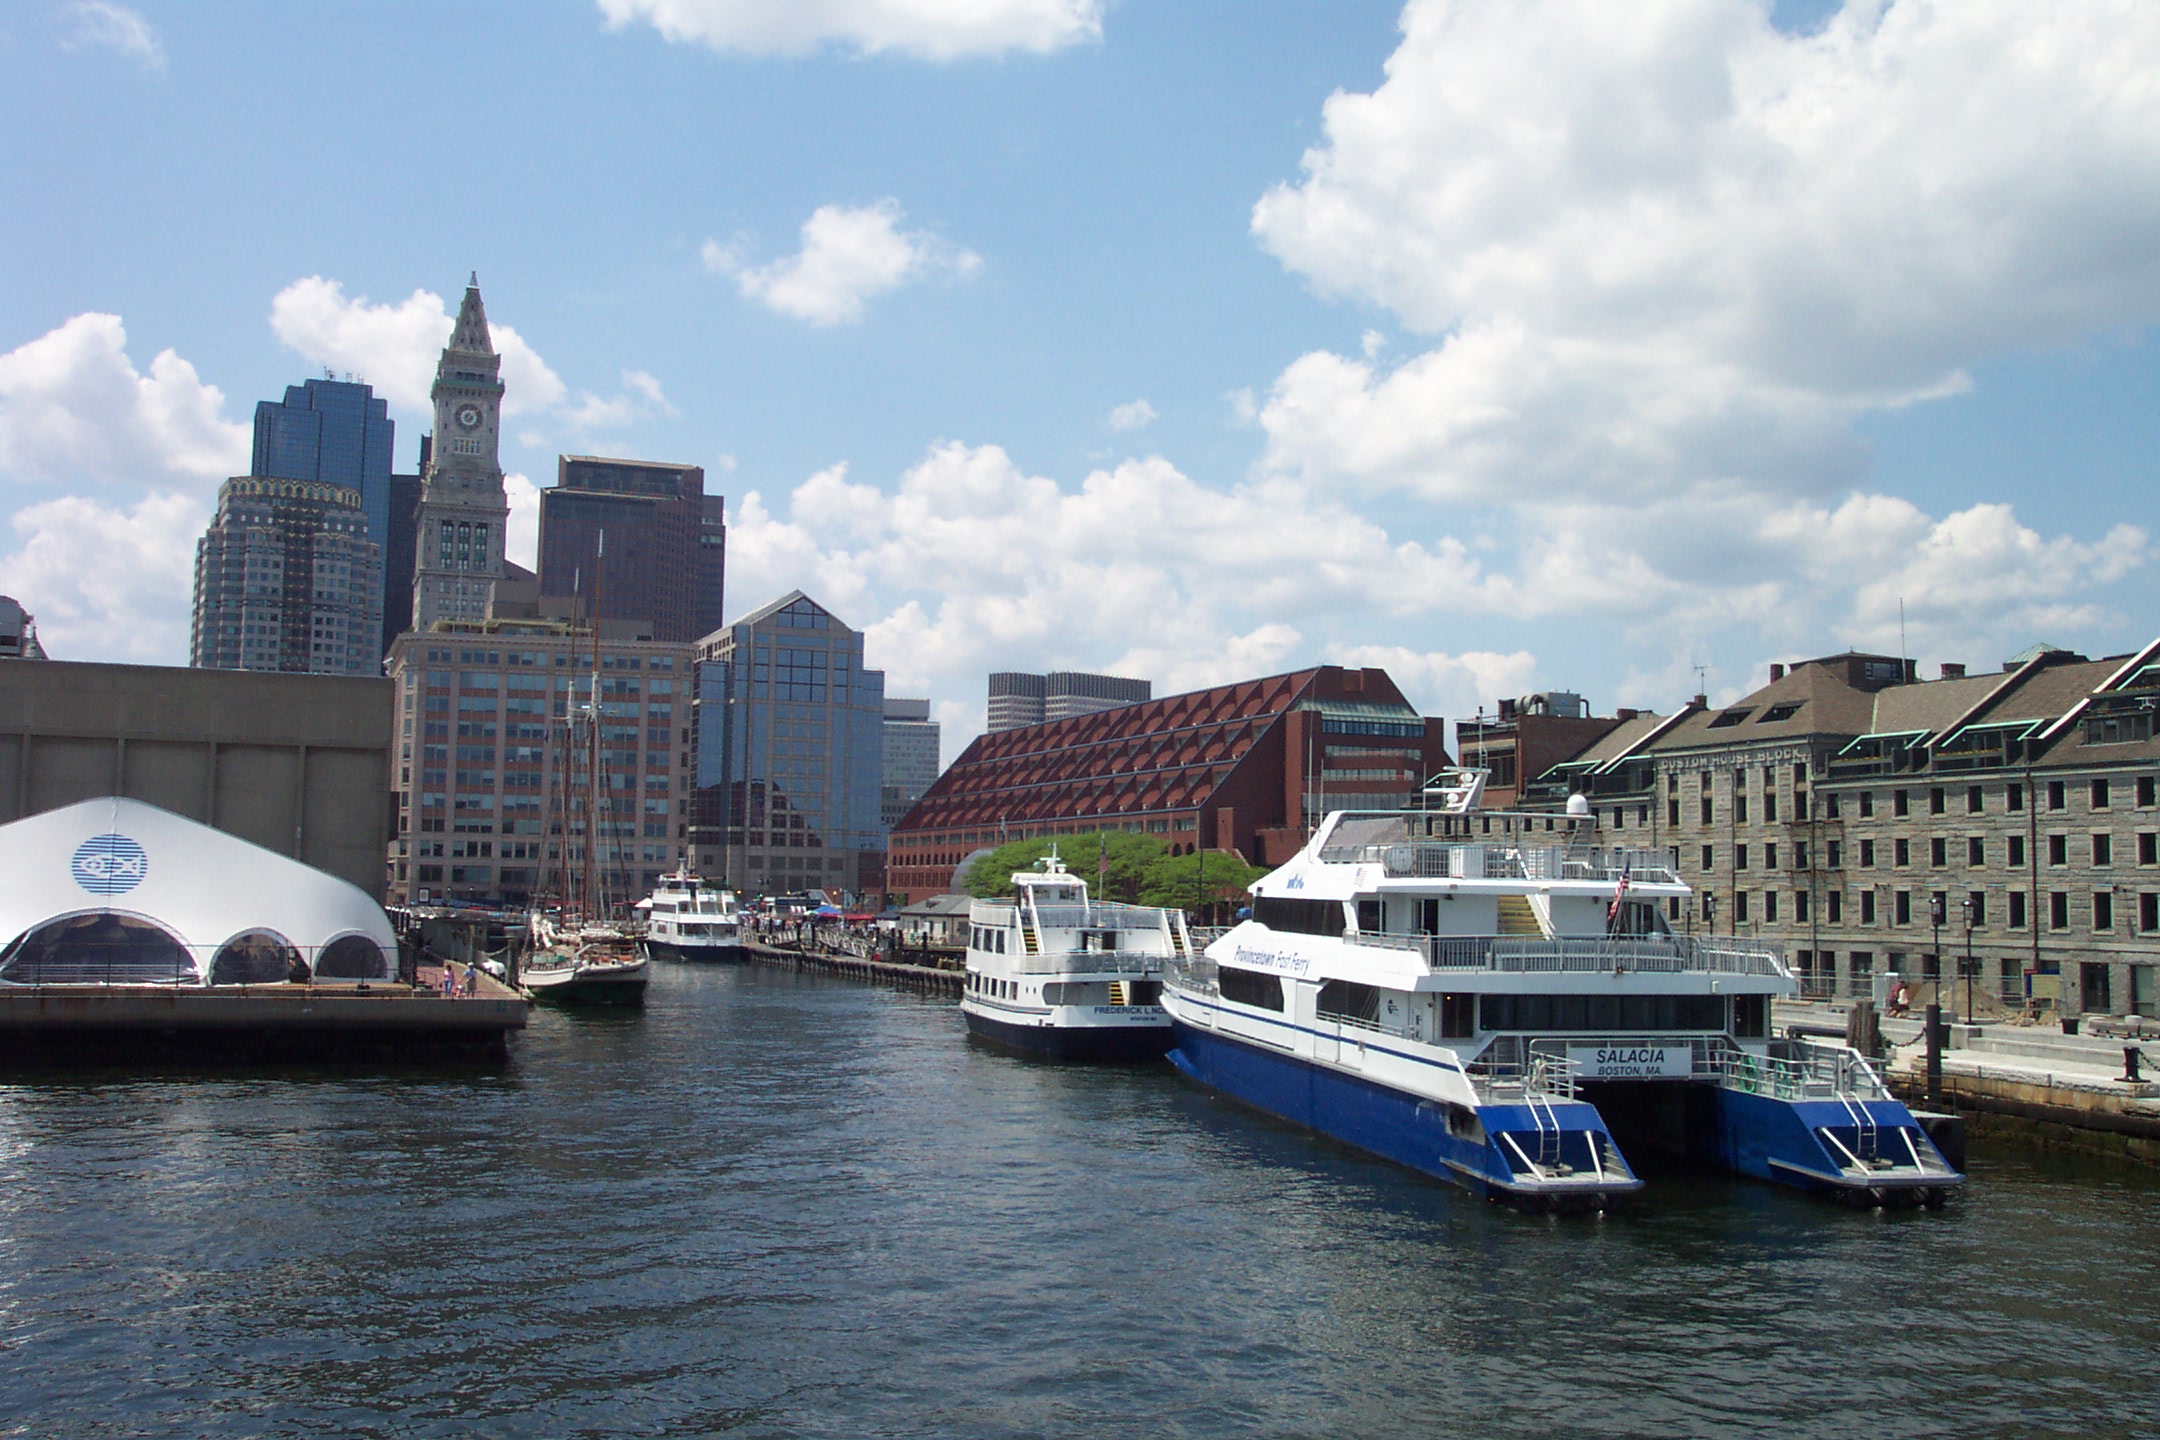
[4,0,2157,763]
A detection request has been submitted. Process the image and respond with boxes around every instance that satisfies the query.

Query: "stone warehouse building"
[1525,641,2160,1020]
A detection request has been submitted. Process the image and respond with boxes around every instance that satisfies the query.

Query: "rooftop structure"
[0,596,46,660]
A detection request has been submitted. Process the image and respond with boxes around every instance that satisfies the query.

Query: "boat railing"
[1007,952,1164,977]
[1489,1032,1889,1102]
[1349,931,1788,977]
[1316,838,1677,885]
[1027,904,1175,933]
[1468,1048,1580,1102]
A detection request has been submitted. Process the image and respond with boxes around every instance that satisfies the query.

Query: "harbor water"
[2,963,2156,1439]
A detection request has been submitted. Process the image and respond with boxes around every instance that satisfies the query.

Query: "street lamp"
[1930,891,1946,1017]
[1960,896,1976,1025]
[1705,892,1717,939]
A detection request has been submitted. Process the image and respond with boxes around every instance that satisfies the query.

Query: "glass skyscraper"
[689,592,886,900]
[252,378,395,652]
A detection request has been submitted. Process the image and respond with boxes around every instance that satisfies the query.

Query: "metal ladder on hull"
[1524,1058,1565,1170]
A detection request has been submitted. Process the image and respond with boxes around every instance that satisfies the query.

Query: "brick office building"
[887,666,1448,904]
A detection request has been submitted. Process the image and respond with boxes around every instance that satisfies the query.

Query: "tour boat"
[1160,772,1961,1211]
[637,869,746,963]
[960,853,1189,1061]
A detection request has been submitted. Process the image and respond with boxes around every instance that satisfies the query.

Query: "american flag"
[1606,867,1631,926]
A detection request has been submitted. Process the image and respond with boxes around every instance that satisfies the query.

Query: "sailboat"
[521,536,648,1007]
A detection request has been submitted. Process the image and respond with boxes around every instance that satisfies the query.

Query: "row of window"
[1691,887,2159,932]
[1695,832,2160,871]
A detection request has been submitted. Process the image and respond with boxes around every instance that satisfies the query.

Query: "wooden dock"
[745,942,962,997]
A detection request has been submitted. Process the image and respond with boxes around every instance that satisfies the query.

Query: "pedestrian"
[463,961,480,997]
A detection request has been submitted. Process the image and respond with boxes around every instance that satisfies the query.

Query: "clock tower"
[411,274,510,632]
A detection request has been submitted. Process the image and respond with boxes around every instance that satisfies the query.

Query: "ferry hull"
[965,1007,1172,1062]
[1714,1087,1958,1206]
[642,938,748,965]
[1167,1018,1638,1210]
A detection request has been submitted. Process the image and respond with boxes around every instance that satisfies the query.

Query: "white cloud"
[706,201,981,326]
[1327,645,1542,727]
[562,369,679,432]
[595,0,1102,60]
[1107,398,1156,433]
[61,2,164,70]
[504,473,541,572]
[268,277,567,416]
[0,313,245,492]
[1241,0,2160,678]
[2,492,205,662]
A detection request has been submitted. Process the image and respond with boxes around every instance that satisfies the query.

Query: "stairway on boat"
[1496,895,1544,937]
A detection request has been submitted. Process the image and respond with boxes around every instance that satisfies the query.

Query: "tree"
[961,831,1166,900]
[1136,848,1269,920]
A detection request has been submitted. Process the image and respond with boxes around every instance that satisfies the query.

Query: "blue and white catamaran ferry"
[961,854,1191,1061]
[1160,772,1960,1211]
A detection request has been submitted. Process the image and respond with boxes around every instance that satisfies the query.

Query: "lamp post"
[1705,892,1717,941]
[1961,896,1976,1026]
[1930,891,1946,1018]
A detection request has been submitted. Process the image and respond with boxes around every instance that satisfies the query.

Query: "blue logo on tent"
[71,834,148,895]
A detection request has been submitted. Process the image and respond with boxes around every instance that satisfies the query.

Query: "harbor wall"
[0,660,394,899]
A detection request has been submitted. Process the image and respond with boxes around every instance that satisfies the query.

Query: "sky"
[4,0,2159,767]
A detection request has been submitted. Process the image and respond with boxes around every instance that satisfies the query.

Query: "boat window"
[1439,993,1476,1038]
[1252,896,1345,938]
[1317,980,1382,1026]
[1354,900,1381,934]
[1216,965,1285,1012]
[1128,980,1161,1005]
[1732,994,1768,1039]
[209,929,303,985]
[1478,993,1725,1032]
[315,934,392,981]
[0,912,195,985]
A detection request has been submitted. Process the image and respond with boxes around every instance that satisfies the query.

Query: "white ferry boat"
[638,870,746,963]
[1161,774,1961,1211]
[961,854,1190,1061]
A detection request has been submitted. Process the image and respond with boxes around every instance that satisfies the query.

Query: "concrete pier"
[0,978,527,1065]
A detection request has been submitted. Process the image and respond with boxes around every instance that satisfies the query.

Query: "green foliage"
[1135,849,1269,913]
[961,831,1167,900]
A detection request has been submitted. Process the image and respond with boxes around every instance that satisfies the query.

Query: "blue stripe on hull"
[1167,1020,1626,1204]
[966,1010,1172,1062]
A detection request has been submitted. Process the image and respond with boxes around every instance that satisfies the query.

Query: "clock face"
[455,404,482,431]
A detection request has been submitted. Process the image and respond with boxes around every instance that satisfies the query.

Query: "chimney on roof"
[1616,707,1638,721]
[1941,662,1966,680]
[1769,663,1785,683]
[1692,694,1707,709]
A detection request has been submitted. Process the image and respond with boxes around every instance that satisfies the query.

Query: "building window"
[1827,839,1842,868]
[1825,793,1841,819]
[1860,890,1877,924]
[1894,890,1911,925]
[1968,891,1986,927]
[1701,893,1715,921]
[2008,783,2024,812]
[1828,889,1843,924]
[1859,838,1875,868]
[1894,789,1909,818]
[1735,891,1750,923]
[1968,836,1985,866]
[2142,833,2158,866]
[1894,838,1910,867]
[2009,834,2026,867]
[2010,890,2027,929]
[1700,845,1714,871]
[2141,777,2157,809]
[1965,785,1982,814]
[1860,791,1875,819]
[1700,795,1714,824]
[2048,780,2066,811]
[2049,891,2069,930]
[2093,778,2112,810]
[1766,891,1780,923]
[2142,893,2158,933]
[1930,837,1946,868]
[2048,834,2068,866]
[1736,844,1749,871]
[1795,890,1808,923]
[1736,793,1749,824]
[1930,787,1946,816]
[1669,799,1681,827]
[2095,890,2115,931]
[2094,833,2114,866]
[1765,842,1779,870]
[1764,791,1778,823]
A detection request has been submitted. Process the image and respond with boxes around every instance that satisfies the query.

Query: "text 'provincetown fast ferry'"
[1161,772,1960,1211]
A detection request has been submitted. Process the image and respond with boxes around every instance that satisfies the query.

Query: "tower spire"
[448,277,493,354]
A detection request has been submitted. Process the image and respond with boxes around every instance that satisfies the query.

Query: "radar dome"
[1565,793,1591,816]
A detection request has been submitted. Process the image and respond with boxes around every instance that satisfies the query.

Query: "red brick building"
[886,666,1448,902]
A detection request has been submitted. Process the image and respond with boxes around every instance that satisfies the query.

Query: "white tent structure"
[0,797,396,986]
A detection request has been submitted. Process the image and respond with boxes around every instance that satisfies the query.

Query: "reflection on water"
[0,963,2155,1438]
